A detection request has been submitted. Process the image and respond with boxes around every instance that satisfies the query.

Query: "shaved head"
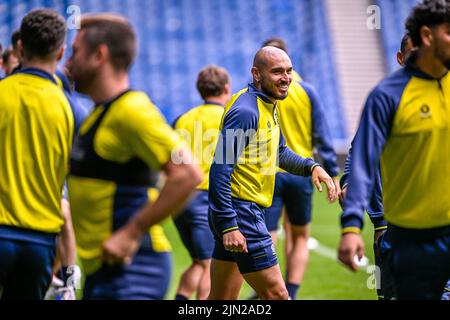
[251,46,293,101]
[253,46,290,70]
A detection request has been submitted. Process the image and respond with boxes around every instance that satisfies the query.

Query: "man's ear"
[18,39,25,59]
[95,44,109,65]
[251,66,260,83]
[56,45,66,62]
[224,83,231,95]
[396,51,404,66]
[420,25,433,47]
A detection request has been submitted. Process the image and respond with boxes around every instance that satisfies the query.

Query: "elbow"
[168,162,203,190]
[188,163,203,187]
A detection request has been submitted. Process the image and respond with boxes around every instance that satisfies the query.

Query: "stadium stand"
[375,0,420,73]
[0,0,346,143]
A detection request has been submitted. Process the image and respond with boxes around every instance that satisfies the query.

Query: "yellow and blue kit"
[340,146,386,230]
[265,78,340,230]
[0,68,85,299]
[68,90,179,300]
[341,146,393,300]
[341,59,450,299]
[172,102,224,260]
[208,83,318,274]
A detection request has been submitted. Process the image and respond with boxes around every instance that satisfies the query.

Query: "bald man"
[208,47,337,300]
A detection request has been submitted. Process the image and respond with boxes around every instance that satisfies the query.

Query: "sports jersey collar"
[204,100,224,107]
[18,67,57,84]
[95,89,132,109]
[405,58,449,81]
[247,83,276,105]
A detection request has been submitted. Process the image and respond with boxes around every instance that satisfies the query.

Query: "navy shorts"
[209,198,278,274]
[83,241,172,300]
[174,190,214,260]
[387,225,450,300]
[373,228,395,300]
[264,173,314,231]
[0,227,56,300]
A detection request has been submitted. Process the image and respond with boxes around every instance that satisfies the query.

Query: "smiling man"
[338,0,450,300]
[207,46,337,300]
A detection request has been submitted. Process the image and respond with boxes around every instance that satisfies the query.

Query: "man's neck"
[22,59,56,75]
[204,95,227,106]
[414,49,448,79]
[90,72,130,104]
[252,82,276,104]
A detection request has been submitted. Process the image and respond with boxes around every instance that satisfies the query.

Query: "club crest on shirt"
[419,104,432,119]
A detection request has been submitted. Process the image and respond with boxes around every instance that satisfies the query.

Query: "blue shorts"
[83,242,172,300]
[373,228,395,300]
[209,198,278,274]
[0,226,56,300]
[264,173,314,231]
[387,225,450,300]
[174,190,214,260]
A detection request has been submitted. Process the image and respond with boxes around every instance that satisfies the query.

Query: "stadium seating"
[1,0,346,141]
[375,0,419,73]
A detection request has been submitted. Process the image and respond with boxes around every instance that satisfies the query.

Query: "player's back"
[277,80,314,158]
[0,69,74,234]
[174,103,224,191]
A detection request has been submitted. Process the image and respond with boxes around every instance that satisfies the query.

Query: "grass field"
[163,189,378,300]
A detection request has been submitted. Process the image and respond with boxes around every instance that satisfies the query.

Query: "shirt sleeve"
[340,145,387,230]
[302,82,340,177]
[208,103,258,234]
[64,91,88,138]
[278,130,317,176]
[340,147,351,189]
[341,87,396,233]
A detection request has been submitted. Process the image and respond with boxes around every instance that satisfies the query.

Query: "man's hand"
[102,222,143,266]
[223,230,248,253]
[338,233,365,272]
[312,166,337,202]
[333,176,342,198]
[338,185,347,209]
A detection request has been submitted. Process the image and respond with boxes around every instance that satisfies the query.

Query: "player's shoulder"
[371,67,412,99]
[113,90,161,116]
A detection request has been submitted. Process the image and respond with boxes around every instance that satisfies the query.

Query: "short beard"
[442,59,450,70]
[260,81,287,101]
[73,69,96,95]
[435,45,450,71]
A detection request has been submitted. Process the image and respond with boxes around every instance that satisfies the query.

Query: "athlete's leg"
[197,259,211,300]
[286,223,310,288]
[283,213,293,260]
[283,175,314,299]
[208,259,243,300]
[174,191,214,300]
[177,259,210,300]
[243,264,288,300]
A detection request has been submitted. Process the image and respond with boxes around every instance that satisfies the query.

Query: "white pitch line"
[308,237,370,269]
[277,231,370,269]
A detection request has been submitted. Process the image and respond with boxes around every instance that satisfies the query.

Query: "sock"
[175,294,189,300]
[286,282,300,300]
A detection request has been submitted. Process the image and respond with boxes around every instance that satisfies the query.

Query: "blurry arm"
[278,131,336,202]
[57,199,77,267]
[338,88,395,271]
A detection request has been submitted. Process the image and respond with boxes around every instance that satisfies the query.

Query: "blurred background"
[0,0,419,153]
[0,0,422,300]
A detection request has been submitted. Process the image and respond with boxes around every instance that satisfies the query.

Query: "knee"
[291,224,310,239]
[193,259,211,270]
[260,286,289,300]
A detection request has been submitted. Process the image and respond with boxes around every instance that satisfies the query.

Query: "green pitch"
[163,190,378,300]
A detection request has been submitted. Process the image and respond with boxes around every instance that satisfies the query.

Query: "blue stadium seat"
[1,0,347,141]
[375,0,420,73]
